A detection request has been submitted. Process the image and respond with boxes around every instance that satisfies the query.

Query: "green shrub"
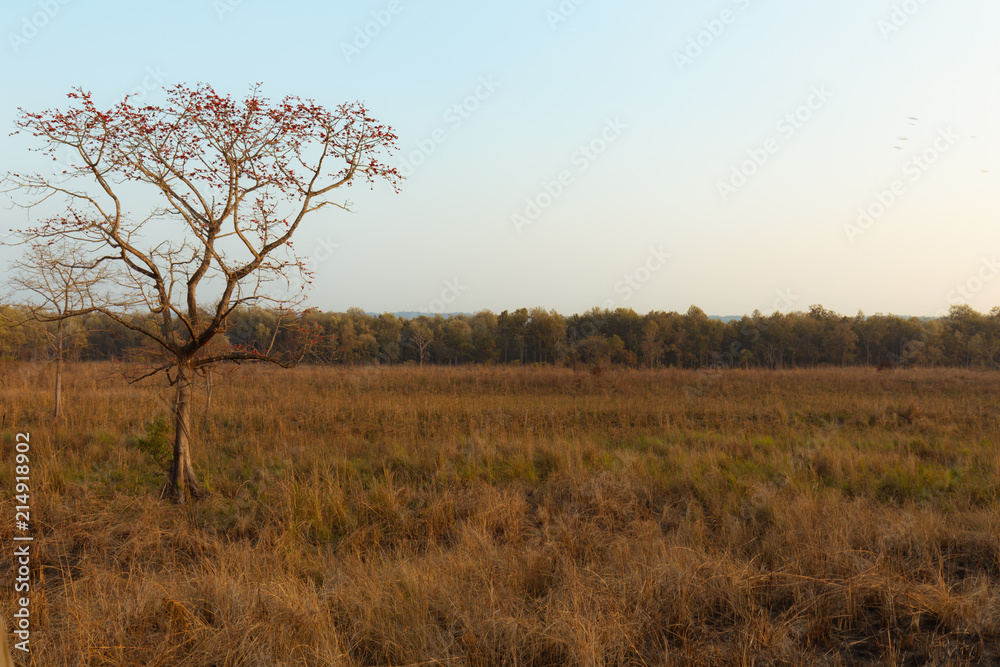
[128,415,172,467]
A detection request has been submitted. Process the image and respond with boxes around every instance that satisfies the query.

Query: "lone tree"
[3,84,401,501]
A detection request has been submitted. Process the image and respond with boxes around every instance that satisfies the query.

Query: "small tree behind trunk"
[53,358,63,419]
[54,318,64,419]
[5,244,101,421]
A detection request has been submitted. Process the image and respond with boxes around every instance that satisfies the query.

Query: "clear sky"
[1,0,998,317]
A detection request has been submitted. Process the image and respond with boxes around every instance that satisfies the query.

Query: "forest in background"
[1,302,999,370]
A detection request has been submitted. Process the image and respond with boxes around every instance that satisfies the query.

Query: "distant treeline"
[2,303,998,369]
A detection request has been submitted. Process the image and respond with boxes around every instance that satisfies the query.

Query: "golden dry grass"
[1,363,999,665]
[0,615,13,667]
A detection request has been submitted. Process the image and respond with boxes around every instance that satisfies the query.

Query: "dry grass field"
[1,363,999,666]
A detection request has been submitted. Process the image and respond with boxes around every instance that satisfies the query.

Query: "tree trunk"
[54,319,63,420]
[162,360,206,503]
[53,359,62,420]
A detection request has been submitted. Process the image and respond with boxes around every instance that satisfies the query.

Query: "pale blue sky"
[1,0,998,317]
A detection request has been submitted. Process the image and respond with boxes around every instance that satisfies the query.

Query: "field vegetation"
[1,363,998,665]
